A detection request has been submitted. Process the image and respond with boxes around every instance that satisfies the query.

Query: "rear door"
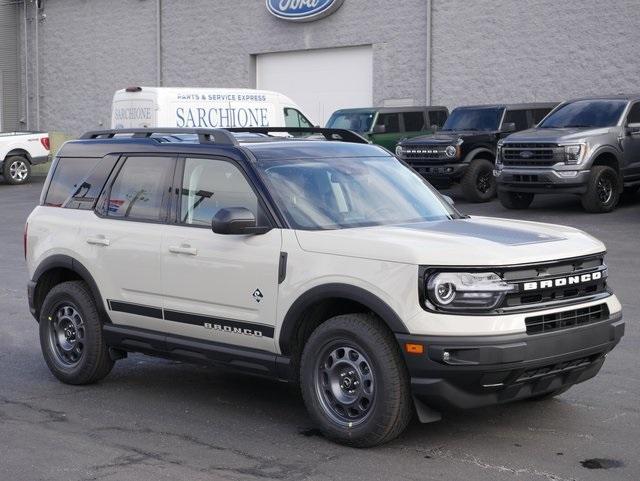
[161,155,281,352]
[622,102,640,178]
[88,154,176,329]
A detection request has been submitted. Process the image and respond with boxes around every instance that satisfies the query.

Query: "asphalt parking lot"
[1,176,638,481]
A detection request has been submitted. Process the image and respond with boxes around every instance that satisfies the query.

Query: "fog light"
[558,171,579,177]
[443,351,451,362]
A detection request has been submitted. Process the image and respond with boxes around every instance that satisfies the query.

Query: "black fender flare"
[587,145,622,170]
[463,147,495,165]
[31,254,110,322]
[278,283,409,355]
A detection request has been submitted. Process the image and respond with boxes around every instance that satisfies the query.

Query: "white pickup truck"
[0,131,50,184]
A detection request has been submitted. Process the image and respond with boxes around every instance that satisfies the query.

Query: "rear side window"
[402,112,425,132]
[503,109,529,131]
[64,156,119,210]
[428,110,447,128]
[44,157,101,207]
[284,108,313,128]
[531,108,552,125]
[376,113,400,133]
[106,156,175,222]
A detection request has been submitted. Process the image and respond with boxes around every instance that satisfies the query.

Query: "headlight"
[395,145,403,157]
[563,144,585,164]
[425,271,516,311]
[445,145,457,158]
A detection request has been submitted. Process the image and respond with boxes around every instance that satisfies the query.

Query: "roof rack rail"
[224,127,370,144]
[79,128,239,146]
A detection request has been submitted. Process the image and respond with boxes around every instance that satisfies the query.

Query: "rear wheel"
[300,313,412,447]
[3,155,31,185]
[581,166,620,213]
[498,190,535,209]
[460,158,496,202]
[39,281,114,385]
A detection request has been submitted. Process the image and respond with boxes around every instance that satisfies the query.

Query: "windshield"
[326,111,376,133]
[441,107,503,131]
[539,100,627,128]
[256,156,460,230]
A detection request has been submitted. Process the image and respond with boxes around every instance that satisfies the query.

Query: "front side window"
[326,111,376,132]
[256,156,459,230]
[180,157,261,226]
[107,156,174,221]
[441,108,503,131]
[284,108,313,128]
[503,109,529,131]
[375,113,400,133]
[539,100,627,128]
[626,103,640,124]
[428,110,448,128]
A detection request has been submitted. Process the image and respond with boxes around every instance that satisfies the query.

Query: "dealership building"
[1,0,639,135]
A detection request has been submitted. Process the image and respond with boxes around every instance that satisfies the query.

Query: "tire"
[2,155,32,185]
[460,158,496,203]
[527,385,571,401]
[498,190,535,209]
[580,166,620,213]
[300,313,412,447]
[39,281,114,385]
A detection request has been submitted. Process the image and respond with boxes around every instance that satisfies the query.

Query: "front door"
[161,156,282,352]
[622,102,640,179]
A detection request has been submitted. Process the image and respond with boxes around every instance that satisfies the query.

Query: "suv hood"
[295,217,604,266]
[505,127,613,143]
[401,130,495,145]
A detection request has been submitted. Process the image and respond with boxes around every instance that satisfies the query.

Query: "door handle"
[168,244,198,256]
[86,236,110,246]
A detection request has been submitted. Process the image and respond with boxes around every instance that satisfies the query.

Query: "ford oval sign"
[266,0,345,22]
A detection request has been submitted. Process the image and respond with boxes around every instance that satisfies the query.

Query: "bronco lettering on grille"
[522,271,603,291]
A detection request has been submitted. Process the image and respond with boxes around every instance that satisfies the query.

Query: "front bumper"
[396,311,624,410]
[496,168,591,194]
[405,161,467,185]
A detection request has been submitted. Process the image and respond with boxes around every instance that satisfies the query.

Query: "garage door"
[256,45,372,126]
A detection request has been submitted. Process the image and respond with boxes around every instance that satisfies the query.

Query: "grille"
[502,142,562,167]
[401,145,449,162]
[515,354,600,383]
[525,303,609,335]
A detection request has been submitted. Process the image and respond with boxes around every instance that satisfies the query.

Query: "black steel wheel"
[39,281,114,384]
[300,313,412,447]
[461,158,497,202]
[581,165,620,213]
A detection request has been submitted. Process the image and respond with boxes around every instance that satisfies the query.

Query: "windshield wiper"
[562,124,593,128]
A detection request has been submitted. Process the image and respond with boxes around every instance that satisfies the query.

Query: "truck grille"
[515,354,602,382]
[499,255,609,311]
[524,303,609,335]
[502,143,562,167]
[401,145,449,163]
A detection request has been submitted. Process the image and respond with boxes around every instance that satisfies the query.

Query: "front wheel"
[581,166,620,213]
[39,281,114,385]
[3,155,31,185]
[498,190,535,209]
[460,158,497,202]
[300,313,412,447]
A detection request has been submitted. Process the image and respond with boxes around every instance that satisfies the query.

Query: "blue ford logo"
[266,0,345,22]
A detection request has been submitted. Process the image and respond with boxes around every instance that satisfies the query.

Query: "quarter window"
[106,156,174,221]
[44,157,101,207]
[402,112,425,132]
[180,158,262,226]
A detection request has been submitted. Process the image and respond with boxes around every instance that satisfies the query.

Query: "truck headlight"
[425,271,516,311]
[445,145,457,158]
[563,144,585,164]
[395,145,403,157]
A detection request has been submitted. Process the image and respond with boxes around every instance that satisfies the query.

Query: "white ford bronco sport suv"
[26,127,625,447]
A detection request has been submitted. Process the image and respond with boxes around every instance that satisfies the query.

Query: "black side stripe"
[108,300,163,319]
[106,300,274,338]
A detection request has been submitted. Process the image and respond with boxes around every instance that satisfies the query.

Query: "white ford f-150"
[0,131,50,184]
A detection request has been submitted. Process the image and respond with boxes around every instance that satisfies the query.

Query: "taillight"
[24,222,28,260]
[40,137,50,151]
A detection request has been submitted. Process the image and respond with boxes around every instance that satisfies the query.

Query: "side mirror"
[212,207,271,235]
[627,122,640,135]
[373,124,386,134]
[501,122,516,133]
[442,195,455,207]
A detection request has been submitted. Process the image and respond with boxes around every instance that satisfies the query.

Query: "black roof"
[331,106,448,114]
[59,128,390,161]
[451,102,559,110]
[563,93,640,102]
